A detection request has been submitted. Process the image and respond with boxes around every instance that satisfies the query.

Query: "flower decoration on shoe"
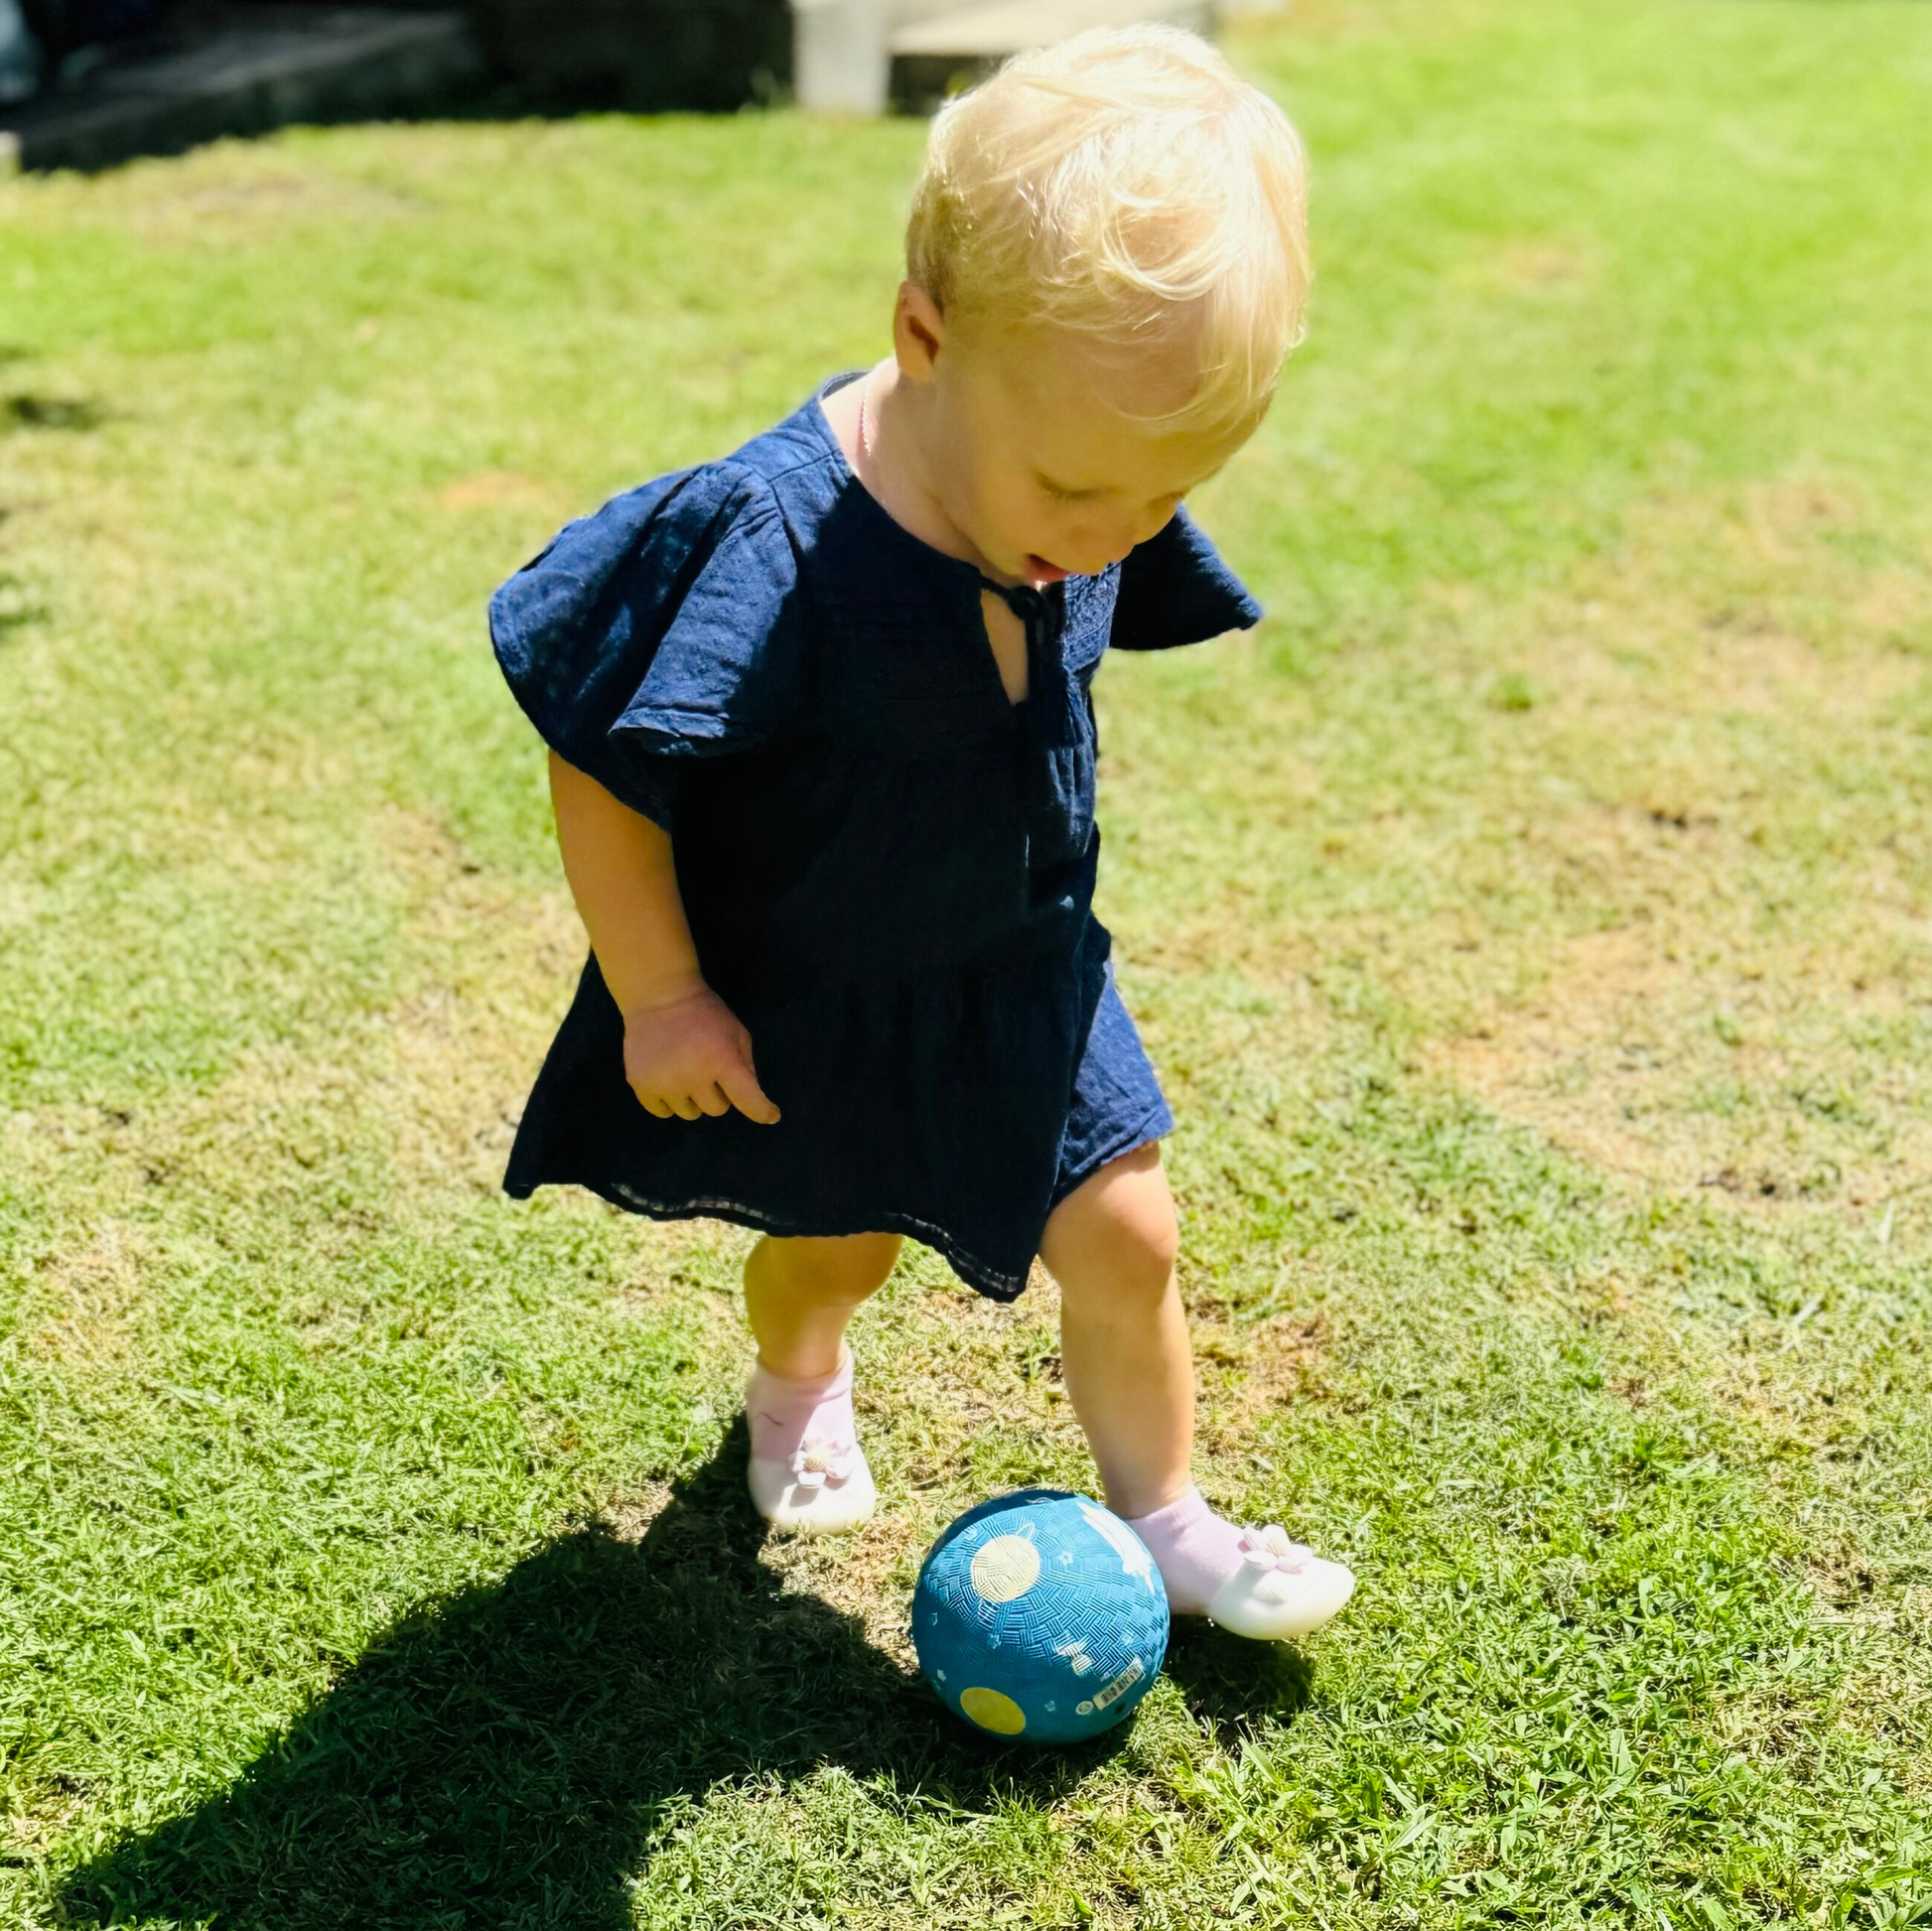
[788,1438,857,1492]
[1237,1525,1313,1575]
[1204,1526,1357,1642]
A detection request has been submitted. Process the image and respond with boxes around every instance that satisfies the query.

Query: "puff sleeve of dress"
[489,467,807,829]
[1107,503,1263,652]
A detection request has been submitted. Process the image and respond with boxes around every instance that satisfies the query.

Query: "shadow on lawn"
[59,1424,1312,1931]
[3,394,106,433]
[1163,1616,1314,1750]
[0,572,46,642]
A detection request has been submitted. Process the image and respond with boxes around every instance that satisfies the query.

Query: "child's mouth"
[1026,555,1070,584]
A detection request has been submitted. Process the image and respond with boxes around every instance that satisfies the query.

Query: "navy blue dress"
[491,375,1260,1300]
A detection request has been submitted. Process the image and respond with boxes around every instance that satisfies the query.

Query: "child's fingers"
[718,1051,781,1126]
[635,1086,726,1121]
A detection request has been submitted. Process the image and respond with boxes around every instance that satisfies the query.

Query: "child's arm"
[549,752,781,1125]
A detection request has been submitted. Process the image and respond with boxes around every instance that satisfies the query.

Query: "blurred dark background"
[0,0,800,170]
[0,0,1180,168]
[18,0,792,108]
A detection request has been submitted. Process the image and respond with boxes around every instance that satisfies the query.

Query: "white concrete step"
[890,0,1214,60]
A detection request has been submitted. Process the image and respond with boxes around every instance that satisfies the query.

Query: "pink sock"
[746,1350,856,1467]
[1125,1485,1257,1616]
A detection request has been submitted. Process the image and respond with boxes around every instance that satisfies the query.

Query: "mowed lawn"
[3,0,1930,1923]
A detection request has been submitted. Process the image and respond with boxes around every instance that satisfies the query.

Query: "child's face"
[906,300,1259,587]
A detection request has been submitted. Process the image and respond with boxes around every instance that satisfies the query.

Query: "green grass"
[3,1,1930,1923]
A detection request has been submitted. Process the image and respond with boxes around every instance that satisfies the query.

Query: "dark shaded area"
[55,1428,1313,1931]
[0,0,795,173]
[479,0,790,115]
[0,571,47,640]
[1,4,492,172]
[892,51,996,117]
[4,395,104,431]
[22,0,168,74]
[1162,1619,1313,1751]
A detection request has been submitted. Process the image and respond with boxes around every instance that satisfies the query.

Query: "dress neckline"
[806,371,1068,612]
[807,371,1063,712]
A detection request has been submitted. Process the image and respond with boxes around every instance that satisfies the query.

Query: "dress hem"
[504,1173,1035,1304]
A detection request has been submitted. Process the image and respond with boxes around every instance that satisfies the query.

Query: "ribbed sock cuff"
[749,1346,852,1403]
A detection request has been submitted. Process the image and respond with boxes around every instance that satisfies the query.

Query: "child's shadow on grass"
[1163,1619,1314,1749]
[58,1424,1178,1931]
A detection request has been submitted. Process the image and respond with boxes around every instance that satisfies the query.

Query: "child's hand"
[621,986,782,1125]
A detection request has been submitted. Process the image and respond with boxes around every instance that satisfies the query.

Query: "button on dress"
[490,375,1261,1300]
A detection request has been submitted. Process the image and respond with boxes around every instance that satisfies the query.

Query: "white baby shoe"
[1126,1485,1356,1642]
[1204,1525,1357,1641]
[745,1349,877,1535]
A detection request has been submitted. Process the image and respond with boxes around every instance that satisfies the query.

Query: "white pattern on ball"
[970,1534,1042,1603]
[1078,1502,1158,1588]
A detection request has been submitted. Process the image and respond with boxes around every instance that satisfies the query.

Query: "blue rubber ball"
[913,1488,1170,1744]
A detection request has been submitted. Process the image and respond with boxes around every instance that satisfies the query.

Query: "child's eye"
[1036,476,1092,504]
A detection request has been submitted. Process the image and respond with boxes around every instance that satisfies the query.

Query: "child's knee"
[1045,1151,1179,1310]
[749,1231,901,1307]
[1091,1211,1180,1310]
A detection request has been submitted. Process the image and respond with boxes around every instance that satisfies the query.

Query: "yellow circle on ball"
[970,1535,1041,1603]
[959,1687,1027,1735]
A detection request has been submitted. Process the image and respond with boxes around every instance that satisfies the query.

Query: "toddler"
[492,25,1354,1643]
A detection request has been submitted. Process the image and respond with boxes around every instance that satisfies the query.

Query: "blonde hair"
[905,24,1311,435]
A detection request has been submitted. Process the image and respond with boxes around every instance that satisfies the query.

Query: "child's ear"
[893,282,947,383]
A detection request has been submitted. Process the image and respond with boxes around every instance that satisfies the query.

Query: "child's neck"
[825,361,1012,584]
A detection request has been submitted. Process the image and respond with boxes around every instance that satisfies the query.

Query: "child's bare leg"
[1042,1144,1355,1641]
[1038,1144,1193,1518]
[745,1232,902,1379]
[742,1232,899,1534]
